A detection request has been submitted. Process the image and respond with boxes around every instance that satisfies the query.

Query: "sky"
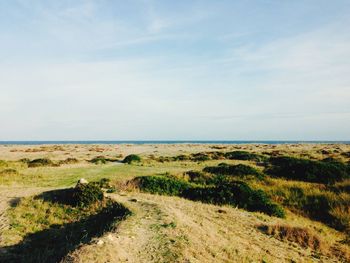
[0,0,350,141]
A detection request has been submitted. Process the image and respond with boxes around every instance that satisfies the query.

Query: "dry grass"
[258,224,325,251]
[258,223,350,262]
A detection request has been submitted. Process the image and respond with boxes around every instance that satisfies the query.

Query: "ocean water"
[0,140,349,145]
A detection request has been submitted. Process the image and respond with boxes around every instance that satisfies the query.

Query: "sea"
[0,140,349,145]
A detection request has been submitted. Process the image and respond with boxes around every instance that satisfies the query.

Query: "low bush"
[224,151,265,162]
[59,158,79,165]
[122,154,141,164]
[185,170,214,184]
[261,181,350,231]
[136,176,284,217]
[203,163,264,180]
[135,176,191,196]
[183,181,285,218]
[28,158,55,168]
[266,156,350,184]
[191,153,210,162]
[0,160,8,167]
[72,183,104,207]
[258,224,324,251]
[0,169,19,176]
[89,156,107,165]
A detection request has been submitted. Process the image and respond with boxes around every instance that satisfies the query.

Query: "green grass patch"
[224,151,266,162]
[266,156,350,184]
[203,163,264,180]
[1,187,130,263]
[122,154,142,164]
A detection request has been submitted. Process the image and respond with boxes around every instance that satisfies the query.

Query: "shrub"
[0,160,8,167]
[0,169,19,176]
[224,151,265,161]
[258,224,324,251]
[136,176,191,196]
[190,153,210,162]
[72,183,104,207]
[28,158,55,168]
[185,170,214,184]
[89,156,107,165]
[203,163,264,180]
[183,180,284,217]
[122,154,141,164]
[267,156,350,184]
[59,158,79,165]
[173,155,190,161]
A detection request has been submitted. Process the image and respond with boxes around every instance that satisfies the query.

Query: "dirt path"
[69,192,340,263]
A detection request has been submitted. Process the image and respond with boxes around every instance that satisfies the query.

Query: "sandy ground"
[0,143,349,162]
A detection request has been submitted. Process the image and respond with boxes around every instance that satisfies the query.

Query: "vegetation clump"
[267,156,350,184]
[203,163,264,179]
[0,168,19,176]
[28,158,55,168]
[224,151,265,162]
[89,156,108,165]
[73,182,104,207]
[59,157,79,165]
[258,224,324,251]
[122,154,142,164]
[135,175,284,217]
[185,170,214,185]
[183,180,285,218]
[1,188,130,263]
[135,176,191,196]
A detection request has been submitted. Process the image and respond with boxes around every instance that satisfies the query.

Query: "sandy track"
[69,192,340,263]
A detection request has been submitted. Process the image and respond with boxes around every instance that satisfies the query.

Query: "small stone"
[97,240,104,246]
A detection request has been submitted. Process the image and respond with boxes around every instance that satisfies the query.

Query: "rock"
[97,239,104,246]
[76,178,88,187]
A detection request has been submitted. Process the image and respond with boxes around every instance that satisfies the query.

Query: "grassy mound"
[122,154,141,164]
[135,176,191,196]
[185,170,214,185]
[258,224,324,251]
[267,156,350,184]
[28,158,55,168]
[135,175,284,217]
[183,180,285,218]
[203,163,264,179]
[59,157,79,165]
[0,184,130,263]
[0,168,19,176]
[89,156,108,165]
[224,151,265,161]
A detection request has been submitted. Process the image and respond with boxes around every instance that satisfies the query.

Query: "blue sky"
[0,0,350,140]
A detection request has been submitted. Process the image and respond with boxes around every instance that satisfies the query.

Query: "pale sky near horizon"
[0,0,350,140]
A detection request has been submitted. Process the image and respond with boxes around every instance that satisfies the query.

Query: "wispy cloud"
[0,1,349,140]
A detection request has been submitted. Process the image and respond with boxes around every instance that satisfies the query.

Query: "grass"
[203,163,264,180]
[266,156,350,184]
[0,187,130,263]
[249,178,350,231]
[134,175,285,217]
[258,224,325,251]
[258,224,350,261]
